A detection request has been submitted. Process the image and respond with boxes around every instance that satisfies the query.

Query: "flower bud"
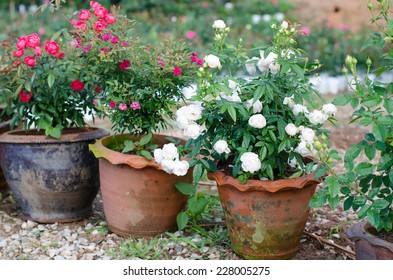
[314,141,322,151]
[321,134,327,141]
[367,2,373,10]
[366,57,372,66]
[342,66,348,75]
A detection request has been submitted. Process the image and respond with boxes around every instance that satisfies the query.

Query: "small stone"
[85,223,94,230]
[332,233,340,239]
[190,253,201,259]
[191,237,202,243]
[179,242,187,247]
[99,221,107,226]
[48,249,59,258]
[173,231,181,237]
[4,225,12,233]
[37,225,46,231]
[208,253,217,259]
[10,234,19,239]
[181,248,188,254]
[27,220,38,229]
[175,246,183,253]
[54,255,65,260]
[77,238,88,246]
[166,242,175,249]
[201,246,209,253]
[0,240,7,248]
[21,222,28,229]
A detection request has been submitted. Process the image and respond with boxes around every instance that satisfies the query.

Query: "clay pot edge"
[208,169,322,193]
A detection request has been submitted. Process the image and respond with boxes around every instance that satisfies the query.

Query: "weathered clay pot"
[208,170,321,260]
[89,134,191,237]
[0,107,11,192]
[347,220,393,260]
[0,127,109,223]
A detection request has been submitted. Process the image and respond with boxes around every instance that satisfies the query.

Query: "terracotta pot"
[208,170,321,259]
[0,127,109,223]
[89,134,191,237]
[347,220,393,260]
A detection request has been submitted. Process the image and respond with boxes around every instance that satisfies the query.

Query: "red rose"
[13,49,24,58]
[34,46,42,56]
[71,80,84,91]
[78,10,90,21]
[74,22,87,33]
[24,56,36,67]
[44,41,60,55]
[94,7,108,18]
[16,36,27,49]
[109,101,116,108]
[90,1,101,9]
[94,20,107,33]
[20,90,33,103]
[26,33,40,48]
[173,66,182,76]
[119,59,130,70]
[104,13,116,24]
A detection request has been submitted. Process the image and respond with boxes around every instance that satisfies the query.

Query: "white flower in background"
[182,85,197,99]
[288,157,298,168]
[262,14,272,22]
[153,148,164,164]
[245,57,259,75]
[251,14,261,24]
[248,114,267,129]
[183,123,202,139]
[283,95,295,108]
[257,51,278,73]
[219,92,241,102]
[173,160,190,176]
[212,19,226,29]
[294,141,313,157]
[269,62,281,75]
[245,98,263,113]
[161,143,179,161]
[298,125,305,132]
[213,140,231,154]
[322,103,337,116]
[300,127,315,143]
[161,159,175,174]
[204,54,221,68]
[308,109,328,125]
[292,104,309,116]
[274,12,285,22]
[281,20,289,30]
[285,123,298,136]
[240,152,262,173]
[228,79,241,94]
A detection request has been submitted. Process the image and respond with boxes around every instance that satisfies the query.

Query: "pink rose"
[111,37,119,44]
[44,41,60,55]
[119,59,130,70]
[109,101,116,108]
[196,58,203,66]
[90,1,101,9]
[74,21,87,33]
[34,46,42,56]
[94,7,108,18]
[173,66,182,76]
[78,10,90,21]
[13,49,24,58]
[24,56,36,67]
[130,101,141,110]
[16,36,27,49]
[94,20,107,32]
[55,52,65,59]
[186,30,197,40]
[26,33,40,48]
[101,32,112,41]
[118,103,127,111]
[121,42,129,47]
[339,24,349,31]
[104,13,116,24]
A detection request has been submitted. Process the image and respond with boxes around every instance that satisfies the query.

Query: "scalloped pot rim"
[89,133,186,171]
[207,169,322,193]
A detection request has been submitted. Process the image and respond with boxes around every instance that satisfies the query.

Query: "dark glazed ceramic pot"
[347,220,393,260]
[0,107,11,192]
[0,127,109,223]
[208,170,321,259]
[89,134,191,237]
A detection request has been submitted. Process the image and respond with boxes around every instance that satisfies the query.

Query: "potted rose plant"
[311,0,393,260]
[66,1,200,237]
[0,2,108,222]
[157,19,337,259]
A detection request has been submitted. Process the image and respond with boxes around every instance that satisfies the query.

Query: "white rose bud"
[162,143,179,160]
[245,57,258,75]
[183,123,202,139]
[281,20,289,30]
[153,148,163,164]
[307,109,328,125]
[248,114,267,129]
[173,160,190,176]
[285,123,298,136]
[245,99,263,114]
[204,54,221,68]
[322,103,337,116]
[212,19,226,29]
[213,140,231,154]
[240,152,262,173]
[283,95,295,109]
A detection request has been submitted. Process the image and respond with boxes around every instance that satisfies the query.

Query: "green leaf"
[309,189,328,208]
[266,165,274,180]
[354,162,375,176]
[176,212,188,231]
[192,163,204,185]
[328,180,340,198]
[139,133,153,146]
[122,140,136,153]
[366,209,380,228]
[384,98,393,113]
[358,204,371,219]
[377,153,393,171]
[227,106,236,122]
[344,145,362,171]
[327,195,340,208]
[333,94,352,106]
[389,169,393,186]
[364,145,376,161]
[314,164,327,179]
[48,72,55,88]
[372,123,387,142]
[343,196,354,211]
[372,199,390,210]
[46,126,61,139]
[188,196,208,216]
[140,150,153,160]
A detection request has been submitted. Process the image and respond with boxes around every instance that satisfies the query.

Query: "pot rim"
[0,127,109,144]
[346,220,393,253]
[89,133,185,170]
[207,169,322,193]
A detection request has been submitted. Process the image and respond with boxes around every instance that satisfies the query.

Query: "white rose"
[153,148,163,164]
[212,19,226,29]
[285,123,298,136]
[173,160,190,176]
[183,123,202,139]
[240,152,262,173]
[220,93,242,102]
[245,57,259,75]
[176,115,189,129]
[269,62,281,75]
[257,51,278,73]
[182,85,197,99]
[307,109,328,125]
[162,143,179,160]
[213,140,231,154]
[300,127,315,143]
[283,95,295,109]
[185,103,203,121]
[161,159,175,174]
[228,79,241,94]
[294,141,313,157]
[298,125,305,132]
[322,103,337,116]
[288,157,298,168]
[292,104,309,116]
[204,54,221,68]
[281,20,289,30]
[248,114,267,129]
[245,99,263,114]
